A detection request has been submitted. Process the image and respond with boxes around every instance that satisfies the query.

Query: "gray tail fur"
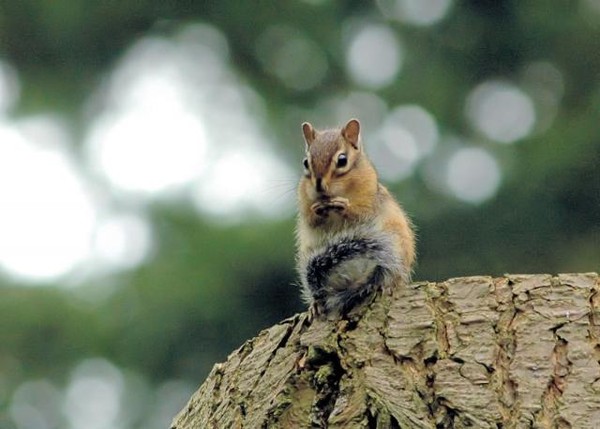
[300,234,406,316]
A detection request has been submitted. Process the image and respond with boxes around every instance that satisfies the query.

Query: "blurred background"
[0,0,599,428]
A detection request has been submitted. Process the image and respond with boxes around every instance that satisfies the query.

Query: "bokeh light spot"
[88,107,207,194]
[321,91,388,132]
[193,149,294,222]
[385,105,439,155]
[0,60,20,115]
[0,122,96,282]
[93,213,153,270]
[522,61,564,102]
[346,24,403,89]
[369,104,438,182]
[446,147,501,204]
[521,61,564,132]
[256,26,328,91]
[9,380,62,429]
[85,26,293,223]
[466,80,536,144]
[143,380,195,429]
[64,359,124,429]
[378,0,453,26]
[86,55,208,195]
[373,126,419,182]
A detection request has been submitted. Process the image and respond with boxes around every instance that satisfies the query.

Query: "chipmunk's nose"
[315,177,324,193]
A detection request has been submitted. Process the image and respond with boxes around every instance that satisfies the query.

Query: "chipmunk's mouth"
[317,194,333,202]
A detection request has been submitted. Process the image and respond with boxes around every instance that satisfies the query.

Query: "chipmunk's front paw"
[311,197,349,217]
[311,202,329,217]
[327,197,349,213]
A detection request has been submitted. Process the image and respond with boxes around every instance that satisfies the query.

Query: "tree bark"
[170,273,600,428]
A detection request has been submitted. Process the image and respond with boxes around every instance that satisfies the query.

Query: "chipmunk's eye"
[336,153,348,168]
[303,158,309,170]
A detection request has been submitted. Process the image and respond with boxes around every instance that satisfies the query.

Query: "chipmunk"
[296,118,416,317]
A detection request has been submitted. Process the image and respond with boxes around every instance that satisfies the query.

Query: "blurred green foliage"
[0,1,599,428]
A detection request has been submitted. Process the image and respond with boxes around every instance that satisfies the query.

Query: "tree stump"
[171,273,600,428]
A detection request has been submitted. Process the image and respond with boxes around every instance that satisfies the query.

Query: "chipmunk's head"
[300,119,365,200]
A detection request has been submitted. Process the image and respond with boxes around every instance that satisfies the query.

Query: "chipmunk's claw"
[307,301,324,322]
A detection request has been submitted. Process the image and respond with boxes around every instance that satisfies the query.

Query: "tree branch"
[171,273,600,428]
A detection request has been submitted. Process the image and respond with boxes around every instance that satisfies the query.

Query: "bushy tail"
[299,232,408,316]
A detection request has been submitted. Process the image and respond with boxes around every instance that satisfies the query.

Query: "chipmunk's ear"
[342,118,360,149]
[302,122,316,146]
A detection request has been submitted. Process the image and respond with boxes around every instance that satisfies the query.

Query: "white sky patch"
[346,24,403,89]
[466,80,536,144]
[378,0,453,26]
[446,147,501,204]
[0,122,97,282]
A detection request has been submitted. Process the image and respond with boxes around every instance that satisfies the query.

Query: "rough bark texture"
[171,273,600,428]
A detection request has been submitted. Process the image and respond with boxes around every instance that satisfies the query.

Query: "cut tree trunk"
[171,273,600,428]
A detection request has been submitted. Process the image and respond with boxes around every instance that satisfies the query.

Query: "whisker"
[253,178,298,213]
